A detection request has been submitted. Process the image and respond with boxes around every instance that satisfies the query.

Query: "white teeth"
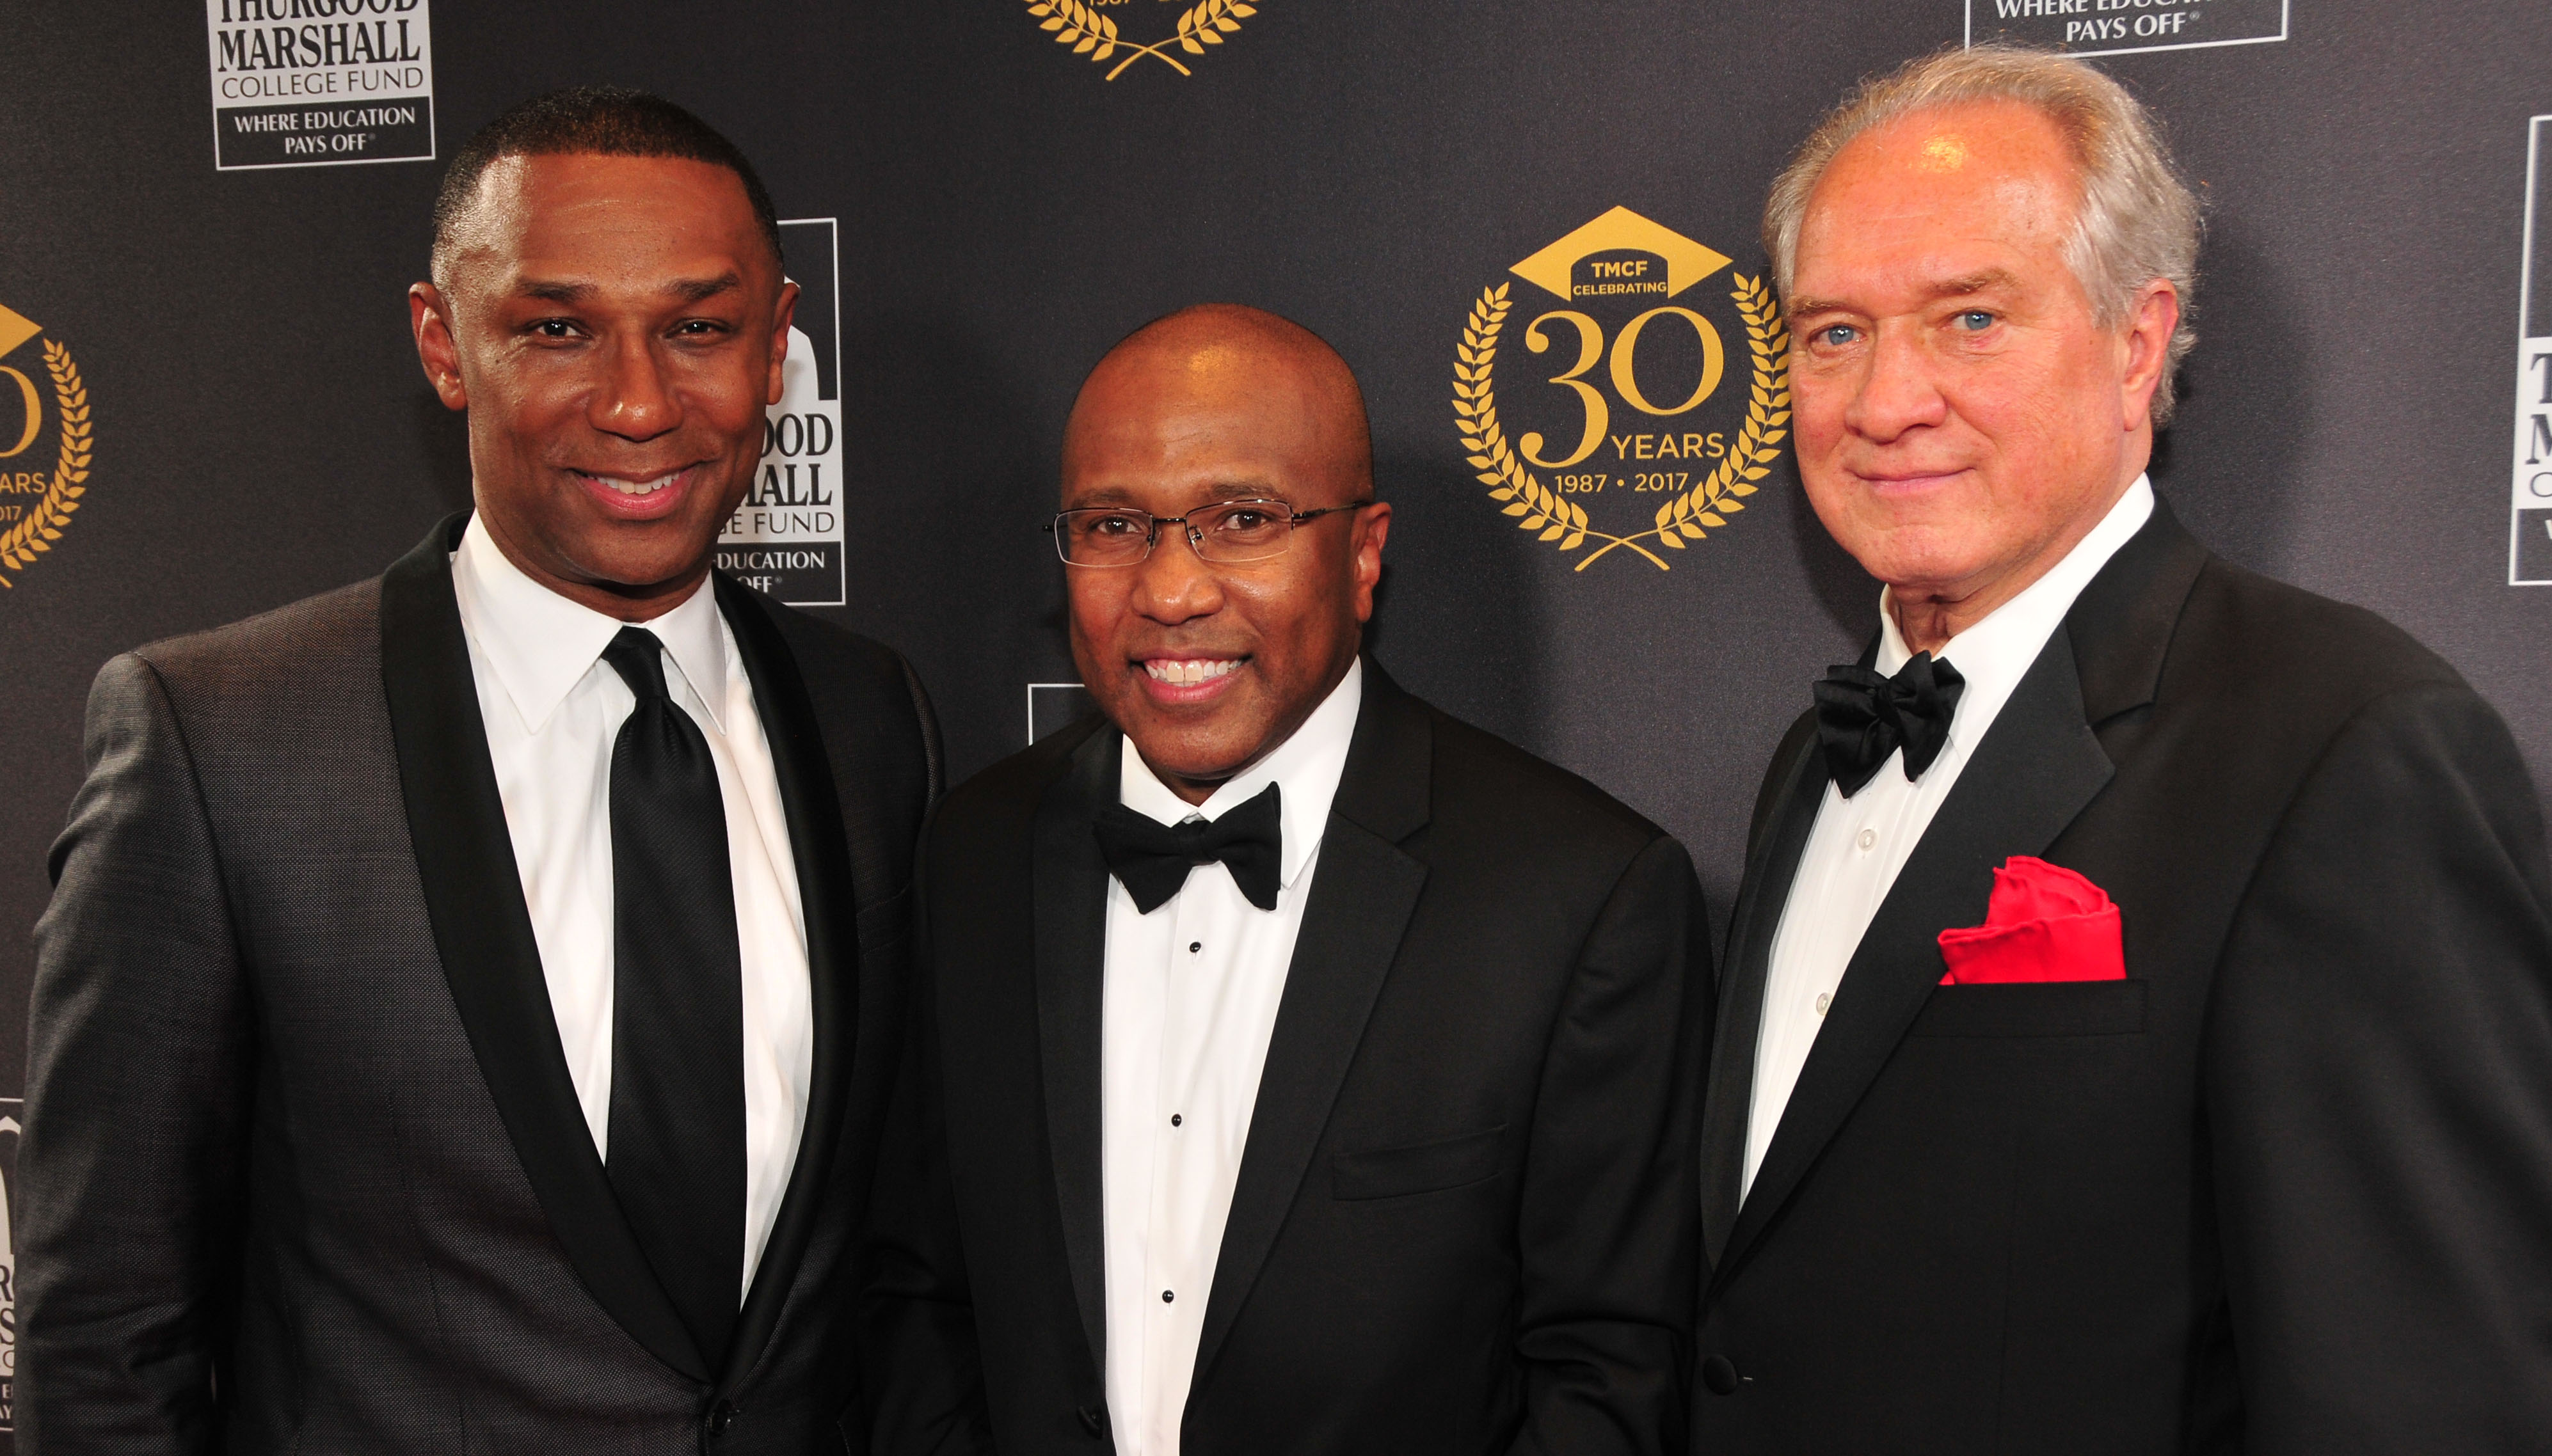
[596,471,678,496]
[1145,658,1241,686]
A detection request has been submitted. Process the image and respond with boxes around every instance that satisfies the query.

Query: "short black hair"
[431,85,781,276]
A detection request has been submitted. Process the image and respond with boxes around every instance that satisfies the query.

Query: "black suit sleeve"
[1509,834,1714,1456]
[861,832,996,1455]
[2206,681,2552,1452]
[22,654,252,1455]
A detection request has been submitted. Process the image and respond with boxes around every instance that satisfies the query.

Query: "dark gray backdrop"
[4,0,2548,1434]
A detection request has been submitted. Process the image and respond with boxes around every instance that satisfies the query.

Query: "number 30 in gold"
[1517,306,1727,470]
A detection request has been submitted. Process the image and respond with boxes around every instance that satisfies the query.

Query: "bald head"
[1064,304,1373,507]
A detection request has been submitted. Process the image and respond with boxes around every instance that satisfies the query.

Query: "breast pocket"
[1908,981,2148,1038]
[1331,1125,1508,1200]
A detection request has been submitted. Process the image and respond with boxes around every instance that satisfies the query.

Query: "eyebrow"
[1929,269,2018,299]
[667,272,742,303]
[510,273,743,305]
[1061,479,1287,510]
[1787,270,2021,321]
[518,278,595,303]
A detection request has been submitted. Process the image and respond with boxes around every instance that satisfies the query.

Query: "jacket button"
[1701,1354,1741,1395]
[1077,1403,1110,1437]
[705,1399,737,1437]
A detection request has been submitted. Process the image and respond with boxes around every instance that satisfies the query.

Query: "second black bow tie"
[1814,652,1967,798]
[1093,780,1284,914]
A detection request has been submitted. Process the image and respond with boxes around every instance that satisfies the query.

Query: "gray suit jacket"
[22,515,941,1455]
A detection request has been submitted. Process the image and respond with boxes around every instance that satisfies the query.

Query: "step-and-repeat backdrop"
[4,0,2548,1431]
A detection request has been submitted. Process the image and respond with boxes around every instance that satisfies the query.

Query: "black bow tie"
[1813,653,1967,798]
[1092,780,1284,914]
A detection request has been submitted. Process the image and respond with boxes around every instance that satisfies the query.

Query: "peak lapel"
[1032,726,1119,1381]
[379,514,709,1383]
[1716,627,2115,1283]
[1194,663,1432,1382]
[710,578,859,1395]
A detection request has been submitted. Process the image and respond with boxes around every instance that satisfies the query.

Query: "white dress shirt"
[1742,477,2154,1199]
[450,516,813,1296]
[1099,660,1364,1456]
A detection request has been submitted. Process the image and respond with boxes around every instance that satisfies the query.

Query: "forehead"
[1062,345,1340,502]
[1794,100,2079,286]
[441,152,769,287]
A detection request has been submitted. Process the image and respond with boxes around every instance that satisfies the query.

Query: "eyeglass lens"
[1055,501,1299,566]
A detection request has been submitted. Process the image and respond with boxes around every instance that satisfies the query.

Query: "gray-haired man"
[1695,46,2552,1452]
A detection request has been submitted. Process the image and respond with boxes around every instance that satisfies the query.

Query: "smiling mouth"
[1144,658,1243,686]
[578,468,687,497]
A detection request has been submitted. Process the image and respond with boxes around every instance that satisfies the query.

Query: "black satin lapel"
[1193,668,1432,1381]
[380,513,708,1382]
[2066,494,2209,725]
[1699,717,1826,1269]
[1033,727,1119,1381]
[711,578,859,1394]
[1717,628,2116,1281]
[1195,821,1426,1383]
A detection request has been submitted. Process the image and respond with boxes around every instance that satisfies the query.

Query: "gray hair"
[1762,45,2201,424]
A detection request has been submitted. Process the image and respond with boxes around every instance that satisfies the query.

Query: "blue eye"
[1956,310,1995,331]
[1815,324,1860,347]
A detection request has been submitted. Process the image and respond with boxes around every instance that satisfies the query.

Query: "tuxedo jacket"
[23,515,940,1455]
[1695,498,2552,1453]
[865,663,1712,1455]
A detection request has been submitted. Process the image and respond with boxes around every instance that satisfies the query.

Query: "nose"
[1840,326,1947,444]
[590,333,683,442]
[1126,523,1225,627]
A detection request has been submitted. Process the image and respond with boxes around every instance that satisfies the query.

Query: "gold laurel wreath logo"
[1022,0,1262,79]
[0,339,90,588]
[1453,278,1788,571]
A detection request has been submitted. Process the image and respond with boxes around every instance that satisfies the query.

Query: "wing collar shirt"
[450,515,812,1295]
[1743,477,2154,1199]
[1101,658,1364,1456]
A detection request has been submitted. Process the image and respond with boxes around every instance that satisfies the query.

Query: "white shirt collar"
[1117,657,1365,890]
[1874,473,2155,746]
[450,513,731,736]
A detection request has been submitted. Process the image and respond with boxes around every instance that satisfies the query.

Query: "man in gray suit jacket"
[21,89,937,1453]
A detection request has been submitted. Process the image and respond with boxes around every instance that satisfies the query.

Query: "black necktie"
[1092,780,1284,914]
[1814,651,1967,798]
[599,626,746,1368]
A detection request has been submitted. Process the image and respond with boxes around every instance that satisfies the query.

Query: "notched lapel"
[1033,727,1119,1381]
[379,514,710,1382]
[711,578,860,1395]
[1194,665,1432,1382]
[1718,628,2116,1281]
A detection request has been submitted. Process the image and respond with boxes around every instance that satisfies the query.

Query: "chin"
[1125,720,1257,782]
[569,537,714,593]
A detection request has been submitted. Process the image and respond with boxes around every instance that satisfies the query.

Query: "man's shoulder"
[1407,692,1670,863]
[2172,555,2471,723]
[124,576,384,709]
[937,715,1106,836]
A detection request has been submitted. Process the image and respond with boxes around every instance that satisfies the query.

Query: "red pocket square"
[1936,857,2125,985]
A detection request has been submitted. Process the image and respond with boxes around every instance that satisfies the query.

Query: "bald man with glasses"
[863,304,1712,1456]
